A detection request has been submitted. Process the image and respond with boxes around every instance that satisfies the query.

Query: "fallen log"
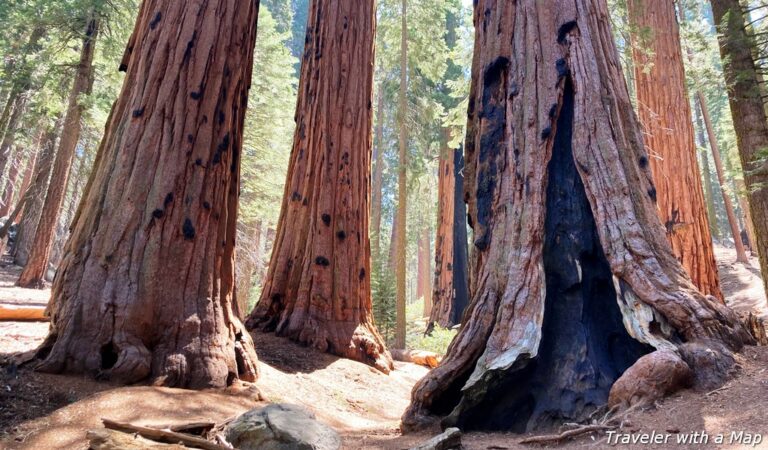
[101,419,231,450]
[389,349,442,368]
[0,304,48,321]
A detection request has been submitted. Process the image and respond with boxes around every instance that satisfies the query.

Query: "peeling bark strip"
[628,0,722,301]
[35,1,261,389]
[246,0,393,373]
[402,0,750,433]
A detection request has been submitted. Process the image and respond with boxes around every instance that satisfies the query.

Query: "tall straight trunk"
[394,0,408,350]
[34,1,261,388]
[417,227,431,316]
[628,0,722,300]
[0,95,29,184]
[16,145,38,214]
[371,86,385,257]
[710,0,768,294]
[0,147,24,216]
[403,0,750,432]
[14,123,59,266]
[695,103,719,238]
[246,0,393,372]
[696,92,750,263]
[736,179,758,254]
[18,18,101,288]
[388,212,398,271]
[429,135,470,329]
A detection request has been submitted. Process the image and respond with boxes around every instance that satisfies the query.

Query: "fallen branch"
[519,424,614,445]
[101,419,230,450]
[0,304,48,321]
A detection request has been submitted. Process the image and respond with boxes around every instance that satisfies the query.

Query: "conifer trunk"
[403,0,750,432]
[394,0,408,350]
[17,18,101,288]
[0,148,24,217]
[14,124,58,266]
[371,86,385,256]
[710,0,768,293]
[694,103,719,239]
[628,0,722,300]
[429,135,469,329]
[417,228,431,316]
[246,0,393,373]
[34,1,261,388]
[696,92,750,263]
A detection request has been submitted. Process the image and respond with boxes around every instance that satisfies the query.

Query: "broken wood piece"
[389,349,442,368]
[87,429,186,449]
[519,424,615,445]
[0,304,48,321]
[101,418,231,450]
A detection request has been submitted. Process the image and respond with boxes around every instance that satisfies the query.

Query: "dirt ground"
[1,244,767,449]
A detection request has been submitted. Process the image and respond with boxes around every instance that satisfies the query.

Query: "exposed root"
[519,403,646,445]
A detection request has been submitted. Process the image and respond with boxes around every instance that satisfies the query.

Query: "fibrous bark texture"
[35,1,261,388]
[429,139,469,329]
[628,0,722,300]
[710,0,768,295]
[402,0,750,433]
[14,124,58,266]
[17,17,100,288]
[394,0,409,350]
[246,0,393,373]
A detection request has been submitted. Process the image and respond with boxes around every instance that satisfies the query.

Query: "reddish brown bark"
[429,135,469,329]
[34,2,260,388]
[17,18,101,288]
[246,0,393,373]
[403,0,750,432]
[14,123,58,266]
[0,95,29,183]
[710,0,768,296]
[417,228,431,316]
[628,0,723,300]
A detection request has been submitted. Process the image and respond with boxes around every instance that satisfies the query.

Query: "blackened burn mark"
[336,230,347,240]
[191,91,202,100]
[639,156,649,168]
[450,78,650,432]
[182,218,196,240]
[648,186,657,202]
[359,268,366,280]
[556,59,569,79]
[291,191,302,202]
[152,209,164,219]
[164,192,174,206]
[315,256,330,267]
[474,56,509,251]
[132,108,145,118]
[321,214,331,226]
[149,12,162,30]
[557,21,578,44]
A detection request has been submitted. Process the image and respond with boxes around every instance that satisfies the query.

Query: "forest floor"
[1,244,767,449]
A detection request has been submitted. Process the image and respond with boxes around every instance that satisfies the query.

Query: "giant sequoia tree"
[628,0,722,300]
[403,0,750,432]
[246,0,393,373]
[34,0,260,388]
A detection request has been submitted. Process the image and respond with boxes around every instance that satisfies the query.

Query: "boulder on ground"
[679,340,737,391]
[225,403,341,450]
[608,349,692,409]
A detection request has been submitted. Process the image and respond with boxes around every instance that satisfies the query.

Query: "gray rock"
[225,404,341,450]
[409,427,462,450]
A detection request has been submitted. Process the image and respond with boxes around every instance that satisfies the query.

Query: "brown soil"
[1,245,767,449]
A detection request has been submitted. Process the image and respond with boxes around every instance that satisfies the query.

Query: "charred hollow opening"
[452,79,651,432]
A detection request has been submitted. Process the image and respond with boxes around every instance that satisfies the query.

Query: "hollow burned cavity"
[449,79,651,432]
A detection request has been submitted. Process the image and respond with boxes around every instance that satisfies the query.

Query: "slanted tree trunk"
[15,144,38,214]
[371,86,385,257]
[17,18,101,288]
[628,0,722,300]
[710,0,768,294]
[246,0,393,373]
[0,95,29,183]
[696,92,750,263]
[402,0,750,433]
[394,0,408,350]
[14,123,58,265]
[429,137,469,329]
[694,103,719,239]
[33,1,261,388]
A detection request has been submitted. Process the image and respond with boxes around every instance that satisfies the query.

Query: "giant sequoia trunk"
[429,138,469,329]
[17,18,101,288]
[34,1,260,388]
[710,0,768,295]
[402,0,750,433]
[246,0,393,373]
[394,0,409,350]
[628,0,722,300]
